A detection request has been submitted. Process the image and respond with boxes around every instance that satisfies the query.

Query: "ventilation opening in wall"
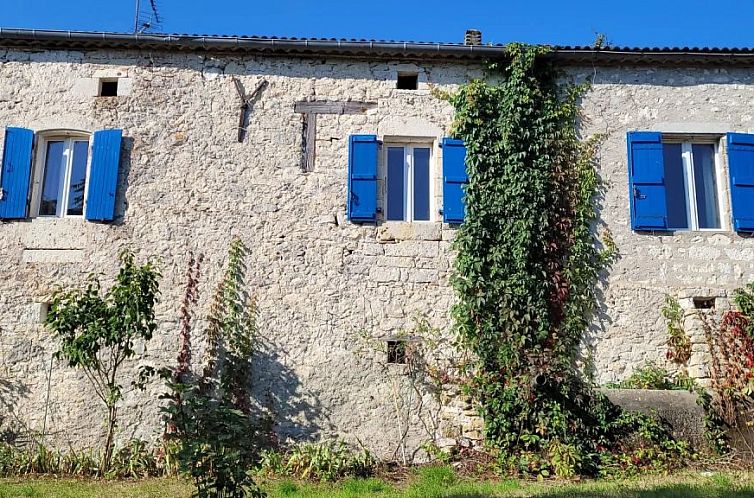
[387,340,407,364]
[99,79,119,97]
[396,73,418,90]
[693,297,716,310]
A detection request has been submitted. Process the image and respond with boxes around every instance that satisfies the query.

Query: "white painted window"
[662,139,724,231]
[384,143,433,222]
[30,133,91,218]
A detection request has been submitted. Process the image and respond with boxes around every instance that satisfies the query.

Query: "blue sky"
[2,0,754,48]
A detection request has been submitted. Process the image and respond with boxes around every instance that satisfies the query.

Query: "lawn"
[2,468,753,498]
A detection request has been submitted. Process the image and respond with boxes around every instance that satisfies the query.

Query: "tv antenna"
[134,0,162,34]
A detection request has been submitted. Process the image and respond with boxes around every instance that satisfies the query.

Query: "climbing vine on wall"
[662,296,692,365]
[162,239,264,498]
[700,284,754,428]
[656,297,729,454]
[448,44,684,476]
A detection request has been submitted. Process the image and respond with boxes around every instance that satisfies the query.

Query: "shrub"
[547,440,581,478]
[257,440,376,482]
[609,364,676,390]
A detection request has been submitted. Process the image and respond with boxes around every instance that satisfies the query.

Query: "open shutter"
[727,133,754,232]
[442,138,467,224]
[627,131,669,230]
[85,129,122,222]
[0,127,34,220]
[347,134,378,222]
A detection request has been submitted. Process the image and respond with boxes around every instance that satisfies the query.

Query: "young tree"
[46,249,160,472]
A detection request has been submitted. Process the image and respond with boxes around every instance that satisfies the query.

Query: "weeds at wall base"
[0,439,179,479]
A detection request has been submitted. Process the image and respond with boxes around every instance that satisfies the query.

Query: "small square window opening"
[662,141,722,230]
[693,297,716,310]
[396,73,418,90]
[387,340,407,364]
[99,79,119,97]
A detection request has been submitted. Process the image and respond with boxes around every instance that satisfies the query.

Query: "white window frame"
[383,142,435,222]
[663,137,728,232]
[30,131,92,219]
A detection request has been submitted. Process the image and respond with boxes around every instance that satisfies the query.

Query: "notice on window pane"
[40,141,65,216]
[67,141,89,216]
[662,143,689,229]
[692,144,721,229]
[413,148,430,221]
[386,147,405,221]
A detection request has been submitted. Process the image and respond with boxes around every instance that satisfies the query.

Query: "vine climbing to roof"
[446,43,688,476]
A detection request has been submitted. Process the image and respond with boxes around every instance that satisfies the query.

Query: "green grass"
[2,468,754,498]
[262,467,754,498]
[0,478,192,498]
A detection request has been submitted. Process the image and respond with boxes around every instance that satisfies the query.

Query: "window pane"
[67,140,89,216]
[40,141,65,216]
[663,143,689,229]
[413,148,430,221]
[386,147,405,221]
[692,144,720,229]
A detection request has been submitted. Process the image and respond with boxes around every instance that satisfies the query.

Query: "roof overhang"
[3,29,754,66]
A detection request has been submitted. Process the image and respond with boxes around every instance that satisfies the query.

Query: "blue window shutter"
[86,129,122,222]
[627,131,668,230]
[727,133,754,232]
[347,134,378,222]
[0,127,34,220]
[442,137,467,224]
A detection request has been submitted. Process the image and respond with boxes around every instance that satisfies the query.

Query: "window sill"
[376,221,442,242]
[22,217,86,250]
[393,89,431,96]
[635,229,732,235]
[33,216,85,221]
[23,249,84,264]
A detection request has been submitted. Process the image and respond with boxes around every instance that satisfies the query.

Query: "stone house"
[0,28,753,456]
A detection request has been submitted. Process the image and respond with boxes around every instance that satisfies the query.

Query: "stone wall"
[1,48,754,456]
[575,66,754,385]
[0,49,477,457]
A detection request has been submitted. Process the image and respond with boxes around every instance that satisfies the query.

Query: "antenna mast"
[134,0,141,33]
[134,0,162,34]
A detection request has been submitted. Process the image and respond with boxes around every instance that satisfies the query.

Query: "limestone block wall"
[0,49,479,456]
[576,66,754,385]
[0,47,753,455]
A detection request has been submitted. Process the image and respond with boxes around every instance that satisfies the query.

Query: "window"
[99,79,119,97]
[385,144,432,221]
[396,73,418,90]
[0,127,122,222]
[32,134,90,218]
[693,297,716,310]
[346,134,464,224]
[387,340,407,364]
[662,141,722,230]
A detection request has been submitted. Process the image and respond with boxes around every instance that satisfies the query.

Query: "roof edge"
[3,29,754,65]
